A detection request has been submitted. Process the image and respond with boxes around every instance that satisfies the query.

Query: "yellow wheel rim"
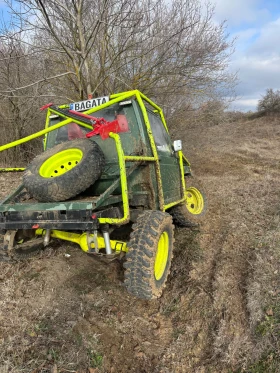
[185,187,204,215]
[154,231,169,281]
[39,148,83,178]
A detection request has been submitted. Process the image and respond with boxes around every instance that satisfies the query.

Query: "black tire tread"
[169,204,199,227]
[124,210,174,300]
[23,139,105,202]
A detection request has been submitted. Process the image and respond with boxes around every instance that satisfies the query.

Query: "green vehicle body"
[0,90,191,231]
[0,90,206,299]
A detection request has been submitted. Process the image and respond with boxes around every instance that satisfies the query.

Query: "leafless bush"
[0,33,63,165]
[257,88,280,115]
[198,100,228,125]
[225,110,247,123]
[168,99,228,130]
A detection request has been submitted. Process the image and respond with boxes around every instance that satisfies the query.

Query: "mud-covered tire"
[23,139,105,202]
[169,178,207,227]
[124,210,174,300]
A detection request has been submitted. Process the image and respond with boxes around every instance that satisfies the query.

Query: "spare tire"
[23,138,105,202]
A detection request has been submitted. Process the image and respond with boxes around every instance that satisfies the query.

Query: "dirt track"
[1,117,280,373]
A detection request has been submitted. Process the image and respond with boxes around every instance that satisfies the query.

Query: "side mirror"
[173,140,182,152]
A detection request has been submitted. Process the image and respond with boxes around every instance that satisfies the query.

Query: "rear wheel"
[0,230,44,261]
[23,138,105,202]
[124,210,174,299]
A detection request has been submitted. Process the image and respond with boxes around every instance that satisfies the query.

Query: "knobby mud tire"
[124,210,174,300]
[0,230,45,262]
[23,139,105,202]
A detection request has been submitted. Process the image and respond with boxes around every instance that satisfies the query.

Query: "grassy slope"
[0,116,280,373]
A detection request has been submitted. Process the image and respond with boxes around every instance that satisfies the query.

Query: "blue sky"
[1,1,280,112]
[213,0,280,111]
[0,1,10,25]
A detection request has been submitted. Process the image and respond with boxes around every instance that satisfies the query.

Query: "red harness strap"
[68,110,129,140]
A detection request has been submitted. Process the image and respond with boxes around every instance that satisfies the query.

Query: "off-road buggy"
[0,90,206,299]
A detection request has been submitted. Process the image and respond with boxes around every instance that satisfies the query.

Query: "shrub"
[257,88,280,115]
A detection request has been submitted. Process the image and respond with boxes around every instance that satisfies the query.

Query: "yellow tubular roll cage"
[0,90,191,223]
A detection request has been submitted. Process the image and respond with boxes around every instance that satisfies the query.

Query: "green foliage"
[255,311,280,337]
[238,353,280,373]
[88,350,103,369]
[48,348,59,361]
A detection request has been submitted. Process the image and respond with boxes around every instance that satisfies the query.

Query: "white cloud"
[232,55,280,97]
[213,0,269,26]
[230,98,259,111]
[228,14,280,110]
[248,17,280,56]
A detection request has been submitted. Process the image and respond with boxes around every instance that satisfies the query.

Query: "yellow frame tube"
[0,168,25,172]
[1,88,189,214]
[98,132,130,225]
[182,153,191,167]
[134,91,165,211]
[124,156,156,162]
[0,91,137,170]
[178,150,186,193]
[164,197,186,211]
[133,91,191,210]
[0,91,136,154]
[163,150,186,210]
[43,108,52,150]
[137,91,169,133]
[36,229,127,253]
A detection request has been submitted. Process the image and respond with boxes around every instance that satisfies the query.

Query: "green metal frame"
[0,90,191,222]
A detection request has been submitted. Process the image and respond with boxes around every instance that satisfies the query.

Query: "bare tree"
[0,31,56,164]
[0,0,236,163]
[5,0,236,104]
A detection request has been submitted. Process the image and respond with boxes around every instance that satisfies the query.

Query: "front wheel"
[124,210,174,300]
[169,178,207,227]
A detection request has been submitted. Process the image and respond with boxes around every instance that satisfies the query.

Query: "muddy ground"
[0,117,280,373]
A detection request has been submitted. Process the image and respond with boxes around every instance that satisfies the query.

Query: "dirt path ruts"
[1,117,280,372]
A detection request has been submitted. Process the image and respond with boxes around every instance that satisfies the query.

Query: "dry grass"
[0,117,280,372]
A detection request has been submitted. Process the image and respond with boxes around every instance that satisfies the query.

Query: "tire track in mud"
[133,138,278,373]
[157,118,279,372]
[1,118,280,372]
[197,164,272,370]
[192,201,253,370]
[199,201,255,370]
